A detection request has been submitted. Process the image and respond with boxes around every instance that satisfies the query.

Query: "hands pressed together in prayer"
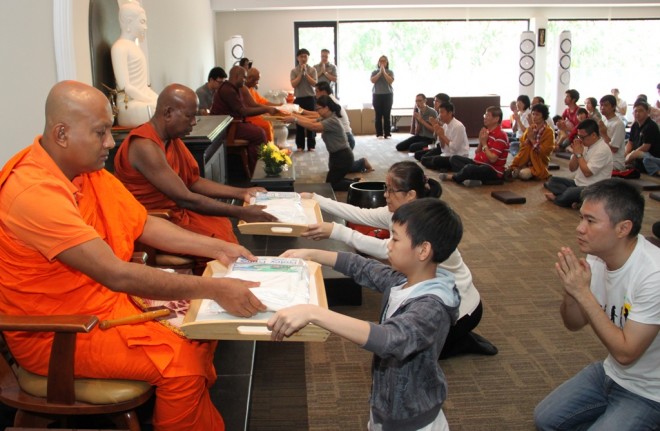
[555,247,593,303]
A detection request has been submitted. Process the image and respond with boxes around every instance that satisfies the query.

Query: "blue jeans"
[642,153,660,176]
[543,176,583,207]
[534,361,660,430]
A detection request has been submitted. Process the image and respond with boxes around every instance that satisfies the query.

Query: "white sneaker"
[463,179,482,187]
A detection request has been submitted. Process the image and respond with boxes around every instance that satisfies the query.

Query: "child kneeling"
[268,198,463,430]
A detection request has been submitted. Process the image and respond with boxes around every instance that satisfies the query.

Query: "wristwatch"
[575,153,583,159]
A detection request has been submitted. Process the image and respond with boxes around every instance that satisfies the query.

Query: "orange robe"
[246,87,274,142]
[509,124,555,180]
[114,122,237,243]
[0,139,224,431]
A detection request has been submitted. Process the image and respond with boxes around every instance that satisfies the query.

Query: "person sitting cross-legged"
[439,106,509,187]
[534,179,660,430]
[504,103,555,181]
[544,119,613,208]
[395,93,437,153]
[419,101,470,171]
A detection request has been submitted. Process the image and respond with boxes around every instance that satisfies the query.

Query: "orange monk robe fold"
[114,122,237,243]
[0,139,224,431]
[246,87,274,142]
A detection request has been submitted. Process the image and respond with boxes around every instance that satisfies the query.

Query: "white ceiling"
[211,0,660,11]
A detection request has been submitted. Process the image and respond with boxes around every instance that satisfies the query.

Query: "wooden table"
[250,160,296,191]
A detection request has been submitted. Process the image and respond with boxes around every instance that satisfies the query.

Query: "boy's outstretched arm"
[267,304,370,345]
[280,248,338,267]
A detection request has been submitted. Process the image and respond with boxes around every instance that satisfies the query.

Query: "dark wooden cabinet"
[108,115,232,182]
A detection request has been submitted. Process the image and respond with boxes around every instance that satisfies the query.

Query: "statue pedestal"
[272,122,289,148]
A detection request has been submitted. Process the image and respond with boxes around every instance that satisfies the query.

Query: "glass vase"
[263,163,283,177]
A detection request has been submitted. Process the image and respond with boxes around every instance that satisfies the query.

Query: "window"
[546,19,660,118]
[337,20,529,108]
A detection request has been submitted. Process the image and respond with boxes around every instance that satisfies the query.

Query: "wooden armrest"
[132,251,148,264]
[0,315,98,333]
[0,314,98,404]
[148,209,173,220]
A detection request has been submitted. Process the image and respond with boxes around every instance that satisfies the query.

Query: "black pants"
[395,135,433,152]
[440,302,484,359]
[372,93,393,137]
[295,96,316,150]
[450,156,499,183]
[421,147,452,171]
[326,148,355,191]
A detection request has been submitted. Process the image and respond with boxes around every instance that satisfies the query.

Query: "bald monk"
[241,67,282,142]
[0,80,267,431]
[210,66,280,173]
[114,83,276,248]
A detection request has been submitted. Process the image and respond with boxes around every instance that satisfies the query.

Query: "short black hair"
[577,107,589,117]
[599,94,616,108]
[531,103,549,120]
[581,178,644,238]
[566,89,580,102]
[439,102,454,115]
[517,95,531,110]
[315,81,333,95]
[208,67,227,81]
[486,106,503,124]
[533,95,545,104]
[392,198,462,263]
[297,48,310,56]
[634,99,650,110]
[577,118,599,137]
[435,93,451,103]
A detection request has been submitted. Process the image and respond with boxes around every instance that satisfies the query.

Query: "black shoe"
[468,332,498,356]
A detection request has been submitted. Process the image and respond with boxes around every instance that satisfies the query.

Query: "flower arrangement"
[258,142,292,176]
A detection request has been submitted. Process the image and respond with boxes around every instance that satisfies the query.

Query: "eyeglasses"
[384,185,406,195]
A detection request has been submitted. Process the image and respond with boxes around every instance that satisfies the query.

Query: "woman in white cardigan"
[302,161,497,358]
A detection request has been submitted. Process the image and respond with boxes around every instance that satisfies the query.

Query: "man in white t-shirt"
[535,178,660,430]
[419,101,469,171]
[597,94,626,171]
[544,119,613,208]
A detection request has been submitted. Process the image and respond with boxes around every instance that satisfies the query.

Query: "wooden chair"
[225,121,253,178]
[0,314,154,430]
[138,210,196,274]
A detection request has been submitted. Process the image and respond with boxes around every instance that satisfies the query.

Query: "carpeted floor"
[247,132,660,431]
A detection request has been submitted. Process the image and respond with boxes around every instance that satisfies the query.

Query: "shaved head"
[155,83,196,116]
[228,66,248,88]
[41,80,115,179]
[44,80,109,138]
[246,68,261,88]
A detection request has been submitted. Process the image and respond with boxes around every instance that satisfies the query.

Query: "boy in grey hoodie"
[268,198,462,430]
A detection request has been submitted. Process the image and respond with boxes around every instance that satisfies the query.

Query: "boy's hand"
[280,249,313,260]
[301,222,333,240]
[267,304,316,341]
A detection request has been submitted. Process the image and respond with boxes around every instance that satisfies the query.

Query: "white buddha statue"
[111,2,158,127]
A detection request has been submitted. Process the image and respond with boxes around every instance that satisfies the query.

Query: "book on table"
[180,257,329,342]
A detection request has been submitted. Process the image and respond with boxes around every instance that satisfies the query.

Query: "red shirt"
[474,125,509,177]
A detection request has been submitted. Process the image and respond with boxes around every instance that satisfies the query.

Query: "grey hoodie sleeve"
[334,252,406,293]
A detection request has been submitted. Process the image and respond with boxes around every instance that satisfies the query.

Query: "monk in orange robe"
[114,84,277,246]
[241,67,283,142]
[0,81,266,431]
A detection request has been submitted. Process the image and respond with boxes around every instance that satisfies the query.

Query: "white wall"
[214,6,660,103]
[0,1,58,165]
[0,0,216,165]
